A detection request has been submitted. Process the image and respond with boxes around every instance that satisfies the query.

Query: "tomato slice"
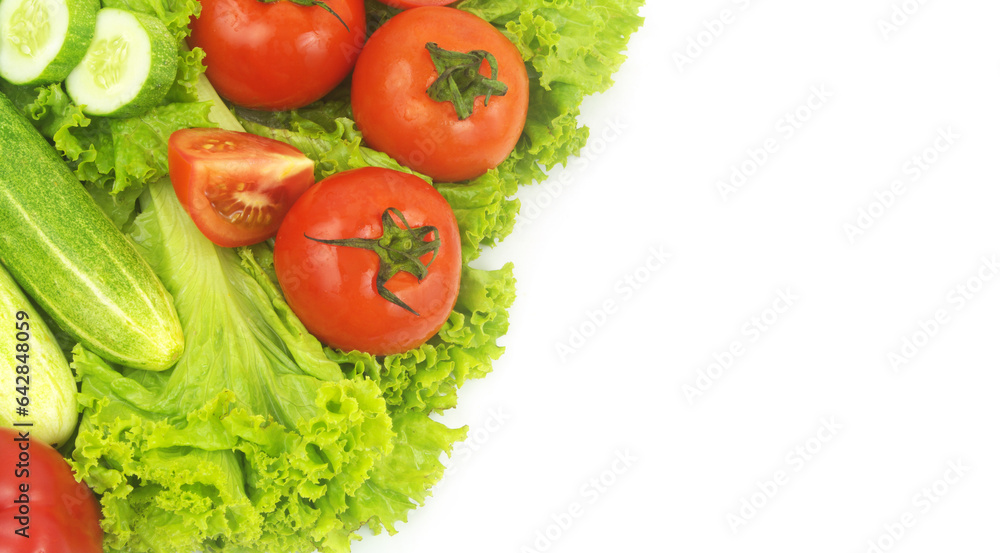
[168,129,315,247]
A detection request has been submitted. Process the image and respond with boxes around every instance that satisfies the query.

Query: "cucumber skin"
[118,10,179,119]
[0,91,183,371]
[0,260,77,447]
[26,0,101,85]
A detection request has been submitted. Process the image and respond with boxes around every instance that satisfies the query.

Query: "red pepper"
[0,427,102,553]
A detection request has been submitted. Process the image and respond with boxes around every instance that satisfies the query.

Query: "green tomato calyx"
[425,42,508,121]
[306,207,440,316]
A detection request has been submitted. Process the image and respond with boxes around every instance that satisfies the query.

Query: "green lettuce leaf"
[459,0,644,94]
[166,47,210,104]
[100,0,202,43]
[343,411,468,534]
[457,0,645,182]
[235,110,422,181]
[437,171,519,261]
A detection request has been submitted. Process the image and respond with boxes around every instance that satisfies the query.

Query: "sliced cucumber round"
[65,8,177,118]
[0,0,99,85]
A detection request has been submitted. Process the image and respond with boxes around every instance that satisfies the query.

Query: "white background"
[360,1,1000,552]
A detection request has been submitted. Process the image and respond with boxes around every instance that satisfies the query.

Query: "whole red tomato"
[188,0,366,111]
[168,128,316,247]
[351,7,529,182]
[0,428,103,553]
[274,167,462,355]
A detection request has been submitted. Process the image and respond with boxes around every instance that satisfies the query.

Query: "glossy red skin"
[188,0,366,111]
[274,167,461,355]
[169,128,315,247]
[0,428,103,553]
[375,0,452,8]
[351,6,529,182]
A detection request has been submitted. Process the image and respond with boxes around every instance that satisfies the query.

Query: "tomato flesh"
[351,7,529,182]
[169,129,315,247]
[274,167,462,355]
[188,0,366,111]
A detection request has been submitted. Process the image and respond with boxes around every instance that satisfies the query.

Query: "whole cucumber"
[0,261,77,446]
[0,91,183,370]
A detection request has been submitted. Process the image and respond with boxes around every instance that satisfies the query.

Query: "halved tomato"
[168,128,315,247]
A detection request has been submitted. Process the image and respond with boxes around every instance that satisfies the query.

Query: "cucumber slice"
[65,8,177,118]
[0,0,99,84]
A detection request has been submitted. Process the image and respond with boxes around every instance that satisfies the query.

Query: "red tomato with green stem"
[351,6,530,182]
[274,167,462,356]
[168,128,316,247]
[0,428,103,553]
[188,0,366,111]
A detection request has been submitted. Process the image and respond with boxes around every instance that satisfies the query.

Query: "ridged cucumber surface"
[0,260,77,446]
[65,7,177,118]
[0,91,183,370]
[0,0,99,85]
